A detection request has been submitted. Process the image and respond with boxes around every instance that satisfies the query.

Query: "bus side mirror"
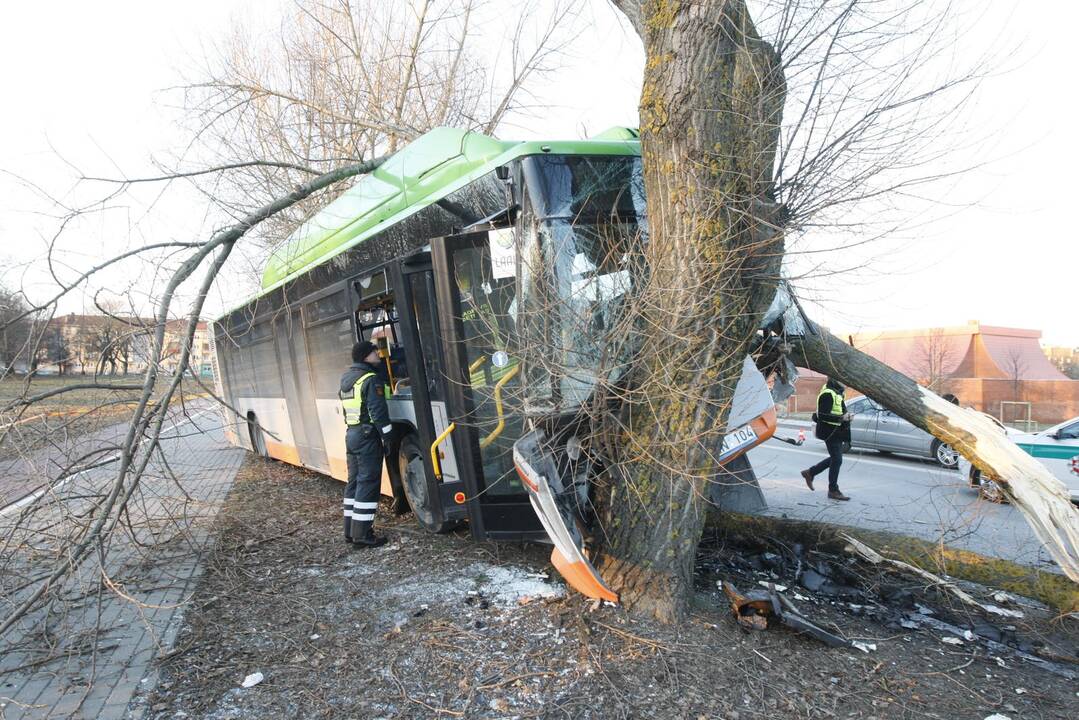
[495,164,510,181]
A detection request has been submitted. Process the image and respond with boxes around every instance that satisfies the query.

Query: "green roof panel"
[257,127,640,294]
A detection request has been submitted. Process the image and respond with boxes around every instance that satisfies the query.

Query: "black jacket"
[815,390,850,443]
[339,362,391,430]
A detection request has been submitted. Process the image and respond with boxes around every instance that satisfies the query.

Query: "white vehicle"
[960,416,1079,502]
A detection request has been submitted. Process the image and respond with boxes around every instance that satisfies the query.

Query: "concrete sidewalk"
[0,409,244,720]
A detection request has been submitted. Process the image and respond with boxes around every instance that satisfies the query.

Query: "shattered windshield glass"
[518,154,647,412]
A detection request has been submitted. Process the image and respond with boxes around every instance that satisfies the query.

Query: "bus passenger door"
[393,255,469,529]
[432,232,545,540]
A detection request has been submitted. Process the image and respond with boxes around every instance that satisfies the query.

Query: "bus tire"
[247,412,268,458]
[398,432,456,533]
[384,431,410,515]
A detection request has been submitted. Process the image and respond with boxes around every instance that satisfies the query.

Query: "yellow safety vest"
[340,372,376,426]
[817,386,843,426]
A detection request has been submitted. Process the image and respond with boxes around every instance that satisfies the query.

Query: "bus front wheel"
[398,433,456,533]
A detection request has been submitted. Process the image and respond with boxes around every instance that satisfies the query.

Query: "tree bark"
[792,326,1079,581]
[597,0,786,621]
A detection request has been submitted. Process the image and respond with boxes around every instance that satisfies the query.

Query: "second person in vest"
[339,341,393,548]
[801,378,852,501]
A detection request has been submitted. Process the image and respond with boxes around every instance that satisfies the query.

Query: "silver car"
[845,396,959,468]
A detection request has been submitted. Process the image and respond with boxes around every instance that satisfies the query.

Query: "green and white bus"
[210,127,782,601]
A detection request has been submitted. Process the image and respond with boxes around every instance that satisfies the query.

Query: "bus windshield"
[518,154,647,412]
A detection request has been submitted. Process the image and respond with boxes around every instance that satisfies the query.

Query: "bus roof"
[255,126,641,298]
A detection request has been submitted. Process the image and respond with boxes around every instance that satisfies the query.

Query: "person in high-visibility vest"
[801,378,853,501]
[339,341,393,547]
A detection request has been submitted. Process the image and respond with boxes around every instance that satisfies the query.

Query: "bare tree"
[910,328,956,394]
[87,318,129,377]
[40,324,69,376]
[0,0,583,644]
[0,285,34,375]
[1000,343,1028,402]
[175,0,580,262]
[0,157,386,641]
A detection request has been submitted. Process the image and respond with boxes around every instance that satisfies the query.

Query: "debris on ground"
[723,579,851,648]
[698,519,1079,683]
[843,533,1025,618]
[136,457,1079,719]
[240,672,263,688]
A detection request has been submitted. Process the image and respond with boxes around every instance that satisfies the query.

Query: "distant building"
[786,322,1079,424]
[1044,345,1079,380]
[35,314,213,378]
[36,313,154,375]
[160,320,213,377]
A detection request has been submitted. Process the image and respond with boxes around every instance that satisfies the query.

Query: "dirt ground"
[140,456,1079,719]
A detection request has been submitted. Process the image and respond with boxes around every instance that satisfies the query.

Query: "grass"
[0,375,213,458]
[0,374,211,414]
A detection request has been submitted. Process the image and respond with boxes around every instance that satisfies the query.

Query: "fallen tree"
[792,325,1079,582]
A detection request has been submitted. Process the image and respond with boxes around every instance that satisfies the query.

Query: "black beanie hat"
[352,341,378,363]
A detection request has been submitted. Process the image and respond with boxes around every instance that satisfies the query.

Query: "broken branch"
[791,325,1079,583]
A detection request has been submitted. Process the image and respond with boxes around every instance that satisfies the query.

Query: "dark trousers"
[344,425,384,540]
[807,437,845,492]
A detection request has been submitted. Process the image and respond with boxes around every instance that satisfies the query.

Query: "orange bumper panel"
[550,547,618,604]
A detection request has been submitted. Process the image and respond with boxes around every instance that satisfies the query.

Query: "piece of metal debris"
[799,569,827,592]
[722,579,772,631]
[758,581,788,592]
[723,579,852,649]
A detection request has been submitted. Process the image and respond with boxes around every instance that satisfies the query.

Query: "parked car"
[846,396,961,468]
[960,416,1079,503]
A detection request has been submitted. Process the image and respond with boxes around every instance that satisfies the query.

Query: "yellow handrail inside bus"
[374,334,395,389]
[431,422,456,480]
[381,353,395,389]
[430,358,487,480]
[479,364,520,450]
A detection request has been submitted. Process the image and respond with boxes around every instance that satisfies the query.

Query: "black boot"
[352,534,388,549]
[350,517,387,549]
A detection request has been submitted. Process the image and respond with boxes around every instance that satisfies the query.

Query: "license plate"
[719,423,758,459]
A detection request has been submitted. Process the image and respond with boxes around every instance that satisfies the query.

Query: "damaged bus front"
[502,151,806,602]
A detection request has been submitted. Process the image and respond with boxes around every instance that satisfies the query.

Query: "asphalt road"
[748,423,1062,572]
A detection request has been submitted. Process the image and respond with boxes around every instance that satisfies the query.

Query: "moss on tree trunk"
[599,0,786,621]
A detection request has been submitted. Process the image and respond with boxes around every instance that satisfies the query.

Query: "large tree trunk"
[597,0,786,621]
[792,326,1079,581]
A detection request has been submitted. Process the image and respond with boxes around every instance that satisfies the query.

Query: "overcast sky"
[0,0,1075,345]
